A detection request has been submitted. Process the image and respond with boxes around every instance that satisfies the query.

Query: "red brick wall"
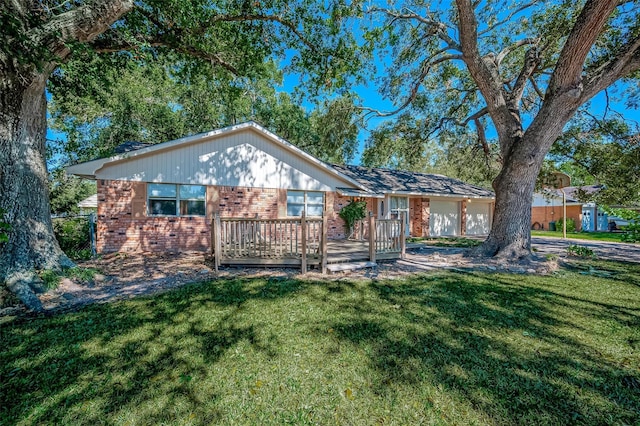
[409,197,430,237]
[216,186,280,219]
[531,205,582,231]
[97,180,211,253]
[327,193,375,239]
[97,180,357,253]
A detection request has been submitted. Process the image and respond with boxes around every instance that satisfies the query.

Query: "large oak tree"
[358,0,640,258]
[0,0,357,310]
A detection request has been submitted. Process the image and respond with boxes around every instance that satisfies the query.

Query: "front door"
[389,196,410,237]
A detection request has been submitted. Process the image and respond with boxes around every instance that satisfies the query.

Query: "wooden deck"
[209,213,406,274]
[325,240,401,263]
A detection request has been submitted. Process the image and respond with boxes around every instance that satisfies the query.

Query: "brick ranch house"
[67,122,495,253]
[532,185,635,232]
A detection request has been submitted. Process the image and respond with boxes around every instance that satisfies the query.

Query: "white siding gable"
[95,128,349,191]
[532,193,562,207]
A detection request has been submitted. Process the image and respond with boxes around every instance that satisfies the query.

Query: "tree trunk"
[475,134,549,259]
[0,69,74,311]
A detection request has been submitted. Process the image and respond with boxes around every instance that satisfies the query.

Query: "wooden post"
[562,190,567,239]
[301,211,307,273]
[400,212,406,259]
[321,213,328,274]
[214,213,221,271]
[210,214,219,273]
[368,212,376,262]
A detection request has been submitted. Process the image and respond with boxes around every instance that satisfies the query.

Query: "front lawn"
[408,236,483,247]
[532,230,627,243]
[1,261,639,425]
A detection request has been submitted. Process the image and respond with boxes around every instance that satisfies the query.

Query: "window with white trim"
[147,183,206,216]
[389,196,408,210]
[286,191,324,217]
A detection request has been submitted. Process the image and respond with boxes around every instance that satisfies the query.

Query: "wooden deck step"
[326,261,377,273]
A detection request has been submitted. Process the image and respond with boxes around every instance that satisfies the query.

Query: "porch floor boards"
[326,240,370,263]
[215,239,400,267]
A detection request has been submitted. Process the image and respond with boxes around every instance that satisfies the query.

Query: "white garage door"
[466,202,491,235]
[430,200,460,236]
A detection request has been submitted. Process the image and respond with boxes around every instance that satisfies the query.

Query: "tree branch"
[473,117,492,158]
[6,0,28,16]
[495,38,539,67]
[547,0,619,101]
[92,37,240,75]
[509,45,540,108]
[33,0,134,60]
[204,14,318,52]
[581,33,640,101]
[360,54,462,117]
[97,8,320,62]
[528,76,544,99]
[463,107,489,125]
[478,2,537,36]
[368,7,461,51]
[456,0,517,146]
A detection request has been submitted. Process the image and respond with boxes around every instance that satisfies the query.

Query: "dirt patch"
[1,248,558,317]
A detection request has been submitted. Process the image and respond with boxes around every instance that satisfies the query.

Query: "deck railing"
[211,211,405,273]
[211,212,328,273]
[349,219,369,241]
[368,213,406,262]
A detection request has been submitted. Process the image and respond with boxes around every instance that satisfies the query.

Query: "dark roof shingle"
[332,164,494,198]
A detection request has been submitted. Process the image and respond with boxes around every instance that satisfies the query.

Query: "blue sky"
[47,0,640,169]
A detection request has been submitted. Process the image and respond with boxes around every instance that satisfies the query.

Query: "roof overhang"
[66,122,367,191]
[336,187,384,199]
[335,188,494,201]
[383,191,495,200]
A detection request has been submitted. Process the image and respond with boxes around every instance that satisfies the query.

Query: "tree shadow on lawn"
[1,271,638,424]
[327,271,640,424]
[0,276,308,425]
[561,259,640,289]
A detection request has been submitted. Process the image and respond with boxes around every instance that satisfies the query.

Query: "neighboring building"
[531,185,630,232]
[67,122,494,253]
[77,194,98,213]
[532,187,593,231]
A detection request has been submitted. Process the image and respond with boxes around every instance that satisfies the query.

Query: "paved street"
[532,236,640,263]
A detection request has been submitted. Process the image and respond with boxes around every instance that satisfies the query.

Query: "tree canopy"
[346,0,640,257]
[0,0,361,310]
[48,53,361,166]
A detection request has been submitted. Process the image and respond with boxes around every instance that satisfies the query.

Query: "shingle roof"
[541,185,604,203]
[331,164,494,198]
[113,141,152,154]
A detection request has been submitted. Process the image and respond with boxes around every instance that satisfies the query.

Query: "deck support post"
[211,213,221,273]
[301,211,307,273]
[400,212,406,259]
[321,212,328,274]
[368,212,376,263]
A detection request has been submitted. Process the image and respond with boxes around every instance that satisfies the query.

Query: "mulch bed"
[1,248,558,317]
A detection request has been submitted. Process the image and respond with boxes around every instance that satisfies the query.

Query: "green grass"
[2,262,639,425]
[409,236,483,248]
[38,267,100,290]
[532,230,627,243]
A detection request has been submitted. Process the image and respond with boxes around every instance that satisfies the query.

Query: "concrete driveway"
[531,236,640,263]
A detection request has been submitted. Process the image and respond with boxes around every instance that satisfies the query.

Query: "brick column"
[421,198,430,237]
[411,198,422,236]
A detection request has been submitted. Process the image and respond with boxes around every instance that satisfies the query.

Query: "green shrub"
[602,207,640,242]
[620,223,640,243]
[0,207,9,243]
[338,200,367,233]
[556,217,576,233]
[567,244,595,258]
[53,217,91,259]
[39,267,99,289]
